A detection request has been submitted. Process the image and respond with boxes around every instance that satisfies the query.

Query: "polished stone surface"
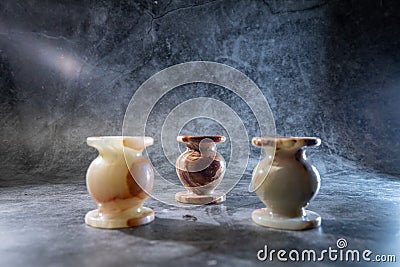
[1,154,400,266]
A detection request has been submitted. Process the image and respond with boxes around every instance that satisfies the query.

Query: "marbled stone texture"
[176,136,226,195]
[85,136,155,228]
[1,156,400,266]
[251,137,321,230]
[0,0,399,181]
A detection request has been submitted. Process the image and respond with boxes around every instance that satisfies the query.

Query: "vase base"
[175,191,226,204]
[252,208,321,230]
[85,206,154,229]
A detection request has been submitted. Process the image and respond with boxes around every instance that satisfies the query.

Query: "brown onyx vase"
[175,136,226,204]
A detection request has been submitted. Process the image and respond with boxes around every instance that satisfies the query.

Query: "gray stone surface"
[1,154,400,266]
[1,0,400,266]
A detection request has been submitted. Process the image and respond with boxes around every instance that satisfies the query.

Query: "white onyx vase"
[85,136,154,228]
[251,137,321,230]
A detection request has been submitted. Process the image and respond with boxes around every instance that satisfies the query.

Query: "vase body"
[85,136,154,228]
[175,136,226,204]
[251,137,321,230]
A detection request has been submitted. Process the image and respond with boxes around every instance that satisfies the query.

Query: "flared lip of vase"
[87,136,154,149]
[252,136,321,147]
[177,135,226,144]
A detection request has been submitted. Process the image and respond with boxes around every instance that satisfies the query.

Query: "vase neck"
[186,142,217,152]
[253,137,319,162]
[272,147,307,162]
[178,136,224,155]
[87,137,144,160]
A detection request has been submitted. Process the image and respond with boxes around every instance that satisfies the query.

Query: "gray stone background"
[1,0,400,184]
[1,0,399,186]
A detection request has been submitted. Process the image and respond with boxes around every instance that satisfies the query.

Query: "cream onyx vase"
[251,137,321,230]
[85,136,155,228]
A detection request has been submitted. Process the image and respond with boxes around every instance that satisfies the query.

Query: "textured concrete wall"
[1,0,399,185]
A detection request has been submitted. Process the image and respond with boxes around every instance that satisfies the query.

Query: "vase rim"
[87,136,154,149]
[177,135,226,144]
[252,136,321,147]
